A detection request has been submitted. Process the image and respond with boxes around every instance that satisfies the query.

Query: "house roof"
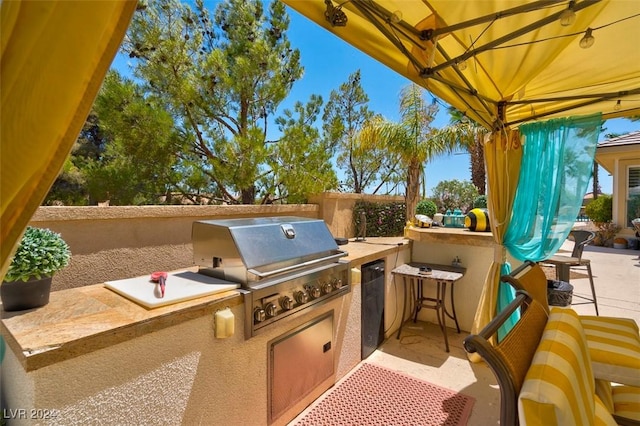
[597,130,640,148]
[595,130,640,174]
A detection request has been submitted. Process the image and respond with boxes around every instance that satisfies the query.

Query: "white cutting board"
[105,270,239,308]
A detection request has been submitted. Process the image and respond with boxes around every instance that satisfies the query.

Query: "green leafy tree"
[357,84,445,220]
[124,0,331,204]
[432,179,479,214]
[434,107,489,194]
[86,71,180,205]
[271,96,338,203]
[323,70,398,193]
[44,111,108,205]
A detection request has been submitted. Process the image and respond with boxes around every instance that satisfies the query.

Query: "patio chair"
[464,287,640,425]
[464,291,547,425]
[502,261,640,388]
[633,218,640,237]
[543,229,598,315]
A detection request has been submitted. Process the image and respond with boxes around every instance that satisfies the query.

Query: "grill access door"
[268,312,334,424]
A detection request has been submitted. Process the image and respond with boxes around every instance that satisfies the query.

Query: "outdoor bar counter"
[1,238,409,426]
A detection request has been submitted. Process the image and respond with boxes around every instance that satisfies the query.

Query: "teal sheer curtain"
[497,113,602,338]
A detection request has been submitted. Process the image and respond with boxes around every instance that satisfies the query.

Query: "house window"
[628,166,640,226]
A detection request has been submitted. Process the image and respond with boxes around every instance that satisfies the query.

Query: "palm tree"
[435,107,489,195]
[356,84,449,220]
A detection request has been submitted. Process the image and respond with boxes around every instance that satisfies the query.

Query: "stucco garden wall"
[28,193,406,292]
[29,205,319,291]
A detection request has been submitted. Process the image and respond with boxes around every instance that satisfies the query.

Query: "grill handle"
[247,251,347,278]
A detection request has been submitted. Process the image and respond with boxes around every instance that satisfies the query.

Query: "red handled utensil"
[150,271,168,298]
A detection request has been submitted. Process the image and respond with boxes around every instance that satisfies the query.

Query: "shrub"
[593,222,621,247]
[415,199,437,218]
[473,195,487,209]
[584,195,613,224]
[353,201,406,237]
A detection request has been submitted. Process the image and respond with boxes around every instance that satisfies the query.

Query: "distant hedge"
[353,201,406,237]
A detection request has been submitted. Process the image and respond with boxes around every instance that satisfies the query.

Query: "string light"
[614,100,621,111]
[579,28,595,48]
[455,59,467,71]
[390,10,402,24]
[559,1,576,26]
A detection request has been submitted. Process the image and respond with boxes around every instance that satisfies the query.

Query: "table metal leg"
[437,281,450,352]
[442,282,460,333]
[413,278,422,322]
[556,264,571,283]
[396,276,408,339]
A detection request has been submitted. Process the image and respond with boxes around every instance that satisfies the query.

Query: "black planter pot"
[1,276,52,311]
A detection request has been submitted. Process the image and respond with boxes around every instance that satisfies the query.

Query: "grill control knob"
[280,295,294,310]
[254,307,266,323]
[308,286,321,299]
[265,302,277,318]
[332,278,344,289]
[294,291,309,304]
[322,281,333,295]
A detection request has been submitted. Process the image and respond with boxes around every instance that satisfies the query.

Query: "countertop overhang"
[405,226,494,247]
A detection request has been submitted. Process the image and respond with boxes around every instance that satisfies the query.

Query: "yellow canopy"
[1,1,136,278]
[281,0,640,129]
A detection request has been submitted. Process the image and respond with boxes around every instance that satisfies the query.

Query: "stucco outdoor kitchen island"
[1,237,409,426]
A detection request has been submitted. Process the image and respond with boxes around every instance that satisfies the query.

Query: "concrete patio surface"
[291,240,640,425]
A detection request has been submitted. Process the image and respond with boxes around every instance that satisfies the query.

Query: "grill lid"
[192,217,346,283]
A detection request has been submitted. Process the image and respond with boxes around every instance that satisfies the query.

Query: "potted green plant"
[1,226,71,311]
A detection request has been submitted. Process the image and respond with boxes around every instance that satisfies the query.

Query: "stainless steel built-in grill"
[192,217,350,338]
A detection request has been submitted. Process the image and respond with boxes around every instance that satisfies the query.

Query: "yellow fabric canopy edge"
[0,0,138,280]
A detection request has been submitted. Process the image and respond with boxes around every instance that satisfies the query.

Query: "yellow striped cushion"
[580,316,640,387]
[595,379,615,414]
[594,395,619,426]
[612,384,640,421]
[519,307,617,425]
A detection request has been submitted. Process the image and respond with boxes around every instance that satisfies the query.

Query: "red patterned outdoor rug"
[294,362,475,426]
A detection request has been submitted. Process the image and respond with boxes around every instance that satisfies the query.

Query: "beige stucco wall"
[309,192,405,239]
[2,296,358,426]
[29,205,319,291]
[29,195,406,292]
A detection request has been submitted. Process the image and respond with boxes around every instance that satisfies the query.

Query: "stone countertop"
[390,262,466,281]
[340,237,411,267]
[1,237,409,372]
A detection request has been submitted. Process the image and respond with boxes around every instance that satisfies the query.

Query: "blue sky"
[112,1,640,196]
